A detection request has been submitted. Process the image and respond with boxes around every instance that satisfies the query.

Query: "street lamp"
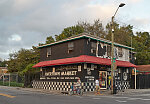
[111,3,125,94]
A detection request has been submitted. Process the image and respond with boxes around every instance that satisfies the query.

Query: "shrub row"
[0,81,24,87]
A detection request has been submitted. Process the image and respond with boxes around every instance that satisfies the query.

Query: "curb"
[1,86,150,96]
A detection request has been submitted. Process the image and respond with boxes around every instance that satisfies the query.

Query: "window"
[125,50,129,61]
[129,51,132,59]
[91,42,96,54]
[107,45,111,57]
[47,47,51,57]
[68,42,74,53]
[52,67,55,72]
[118,47,123,57]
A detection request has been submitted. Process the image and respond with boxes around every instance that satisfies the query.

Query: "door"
[99,71,107,89]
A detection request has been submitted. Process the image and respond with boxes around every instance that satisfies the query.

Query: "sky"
[0,0,150,60]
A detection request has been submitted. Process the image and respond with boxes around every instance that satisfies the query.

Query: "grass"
[0,81,24,87]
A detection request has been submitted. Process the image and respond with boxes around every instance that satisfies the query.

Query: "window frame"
[107,45,111,57]
[91,42,97,54]
[47,47,51,57]
[118,47,123,57]
[68,42,74,53]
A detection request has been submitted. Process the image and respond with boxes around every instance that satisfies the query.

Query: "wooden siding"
[40,38,132,62]
[40,38,86,61]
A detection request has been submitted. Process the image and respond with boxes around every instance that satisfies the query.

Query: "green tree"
[7,47,40,87]
[21,63,40,87]
[78,19,106,38]
[54,19,106,42]
[133,32,150,65]
[105,22,134,46]
[45,36,55,44]
[55,25,84,41]
[0,60,7,67]
[135,51,150,65]
[7,48,39,72]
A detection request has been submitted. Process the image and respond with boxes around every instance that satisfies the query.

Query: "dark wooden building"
[32,33,136,92]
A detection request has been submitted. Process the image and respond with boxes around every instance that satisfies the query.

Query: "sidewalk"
[1,86,150,96]
[84,90,111,96]
[0,86,61,95]
[116,89,150,95]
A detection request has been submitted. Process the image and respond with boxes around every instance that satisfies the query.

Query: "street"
[0,87,150,104]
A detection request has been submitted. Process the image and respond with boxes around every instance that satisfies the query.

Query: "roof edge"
[38,33,134,50]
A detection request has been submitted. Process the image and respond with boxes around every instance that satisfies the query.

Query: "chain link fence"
[0,73,24,87]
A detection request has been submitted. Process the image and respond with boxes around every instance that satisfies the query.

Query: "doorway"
[99,71,107,89]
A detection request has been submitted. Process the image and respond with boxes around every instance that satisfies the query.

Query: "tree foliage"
[45,36,55,44]
[78,19,106,38]
[132,32,150,65]
[41,20,149,65]
[7,48,40,73]
[6,19,150,79]
[105,22,134,46]
[21,63,39,74]
[55,25,84,41]
[0,60,7,67]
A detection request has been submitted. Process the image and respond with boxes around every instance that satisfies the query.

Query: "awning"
[33,55,136,68]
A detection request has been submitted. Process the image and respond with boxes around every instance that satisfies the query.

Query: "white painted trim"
[135,68,136,89]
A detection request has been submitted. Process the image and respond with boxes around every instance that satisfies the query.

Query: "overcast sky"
[0,0,150,60]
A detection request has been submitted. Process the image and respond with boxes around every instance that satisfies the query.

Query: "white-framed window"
[126,68,129,73]
[52,67,55,72]
[47,47,51,57]
[118,68,121,73]
[107,45,111,57]
[118,47,123,57]
[78,65,81,71]
[91,42,96,54]
[68,42,74,53]
[125,49,129,61]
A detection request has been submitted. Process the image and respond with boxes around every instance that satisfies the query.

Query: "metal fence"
[24,72,40,87]
[0,73,24,86]
[131,74,150,89]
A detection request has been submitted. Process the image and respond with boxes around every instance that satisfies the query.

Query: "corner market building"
[32,33,136,92]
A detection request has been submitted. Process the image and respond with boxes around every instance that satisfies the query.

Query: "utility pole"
[111,16,115,94]
[9,73,10,86]
[3,70,4,85]
[111,3,125,94]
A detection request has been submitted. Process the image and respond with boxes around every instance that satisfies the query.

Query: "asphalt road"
[0,87,150,104]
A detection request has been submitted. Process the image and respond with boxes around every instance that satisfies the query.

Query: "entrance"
[99,71,107,89]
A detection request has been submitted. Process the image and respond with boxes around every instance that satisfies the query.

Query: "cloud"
[127,17,150,32]
[8,34,22,42]
[131,18,150,25]
[127,0,142,3]
[0,0,121,60]
[13,0,116,36]
[0,0,149,60]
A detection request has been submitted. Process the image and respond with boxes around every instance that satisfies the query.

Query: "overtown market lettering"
[43,71,78,80]
[41,65,79,80]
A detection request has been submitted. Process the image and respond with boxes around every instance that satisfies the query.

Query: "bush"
[0,81,24,87]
